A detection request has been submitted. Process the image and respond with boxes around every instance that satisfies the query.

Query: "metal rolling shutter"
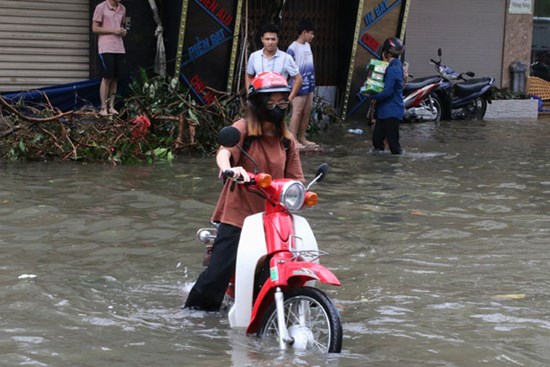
[404,0,505,86]
[0,0,89,93]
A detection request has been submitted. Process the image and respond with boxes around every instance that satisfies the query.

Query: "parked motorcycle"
[430,48,495,120]
[195,126,343,353]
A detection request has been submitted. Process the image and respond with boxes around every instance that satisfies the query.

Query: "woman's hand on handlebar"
[223,167,251,182]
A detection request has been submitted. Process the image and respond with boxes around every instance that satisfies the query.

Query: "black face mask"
[265,106,286,124]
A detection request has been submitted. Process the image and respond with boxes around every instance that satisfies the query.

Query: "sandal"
[302,140,318,147]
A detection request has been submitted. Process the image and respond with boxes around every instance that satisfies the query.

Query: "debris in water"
[18,274,37,279]
[493,294,526,300]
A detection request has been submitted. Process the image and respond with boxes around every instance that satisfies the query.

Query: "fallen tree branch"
[0,95,74,123]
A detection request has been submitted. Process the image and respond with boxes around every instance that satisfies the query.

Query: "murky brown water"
[2,118,550,366]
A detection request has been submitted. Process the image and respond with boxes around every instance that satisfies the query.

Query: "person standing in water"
[287,19,317,149]
[367,37,405,154]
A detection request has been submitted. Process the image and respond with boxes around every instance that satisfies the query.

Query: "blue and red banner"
[345,0,408,118]
[178,0,239,105]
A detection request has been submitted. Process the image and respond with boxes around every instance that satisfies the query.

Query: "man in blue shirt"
[369,37,405,154]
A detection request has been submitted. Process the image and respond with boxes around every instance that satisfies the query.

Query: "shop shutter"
[0,0,90,93]
[404,0,505,86]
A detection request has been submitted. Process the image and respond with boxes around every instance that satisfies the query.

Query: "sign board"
[343,0,410,119]
[174,0,241,105]
[509,0,532,14]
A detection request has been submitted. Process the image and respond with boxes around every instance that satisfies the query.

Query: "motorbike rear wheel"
[463,97,487,120]
[424,93,442,122]
[257,286,342,353]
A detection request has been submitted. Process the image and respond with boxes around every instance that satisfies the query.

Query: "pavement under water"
[1,118,550,366]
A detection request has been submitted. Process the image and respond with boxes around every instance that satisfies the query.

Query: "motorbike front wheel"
[257,286,343,353]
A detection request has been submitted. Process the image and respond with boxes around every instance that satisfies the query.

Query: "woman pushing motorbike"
[184,72,304,311]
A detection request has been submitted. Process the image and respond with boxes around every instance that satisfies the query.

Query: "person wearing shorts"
[287,19,317,149]
[92,0,127,116]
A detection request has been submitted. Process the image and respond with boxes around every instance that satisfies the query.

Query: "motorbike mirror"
[466,71,475,77]
[315,163,329,183]
[217,126,241,147]
[217,126,260,174]
[306,163,329,191]
[437,48,442,57]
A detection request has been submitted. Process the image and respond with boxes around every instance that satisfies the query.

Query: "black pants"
[372,117,402,154]
[184,223,241,310]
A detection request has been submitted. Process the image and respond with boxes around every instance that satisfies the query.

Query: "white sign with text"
[509,0,533,14]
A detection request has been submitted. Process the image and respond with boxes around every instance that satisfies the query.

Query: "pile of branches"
[0,70,245,164]
[0,70,340,164]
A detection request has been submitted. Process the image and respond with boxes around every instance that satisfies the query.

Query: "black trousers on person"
[372,117,402,154]
[184,223,241,310]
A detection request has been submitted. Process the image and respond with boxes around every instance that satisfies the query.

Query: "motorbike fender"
[229,214,331,330]
[272,261,341,286]
[228,213,267,328]
[245,262,340,334]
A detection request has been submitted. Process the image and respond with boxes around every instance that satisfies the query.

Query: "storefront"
[532,0,550,80]
[2,1,546,112]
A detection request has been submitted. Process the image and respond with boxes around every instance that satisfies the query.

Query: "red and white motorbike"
[195,126,343,353]
[403,72,443,123]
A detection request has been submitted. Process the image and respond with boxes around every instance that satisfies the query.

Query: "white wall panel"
[404,0,505,86]
[0,0,90,92]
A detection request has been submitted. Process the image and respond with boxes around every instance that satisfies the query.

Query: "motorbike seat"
[454,77,493,96]
[404,76,441,91]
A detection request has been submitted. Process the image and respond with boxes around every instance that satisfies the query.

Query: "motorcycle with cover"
[430,48,495,120]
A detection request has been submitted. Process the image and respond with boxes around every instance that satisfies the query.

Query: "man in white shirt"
[245,24,302,101]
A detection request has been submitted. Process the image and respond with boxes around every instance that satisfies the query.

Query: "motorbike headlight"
[280,181,305,212]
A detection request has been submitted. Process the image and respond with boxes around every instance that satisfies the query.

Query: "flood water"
[1,118,550,366]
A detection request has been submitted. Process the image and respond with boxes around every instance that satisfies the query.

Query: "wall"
[404,0,505,87]
[502,0,534,89]
[0,0,89,93]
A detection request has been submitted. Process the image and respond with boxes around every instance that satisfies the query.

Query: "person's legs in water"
[184,224,241,310]
[384,118,402,154]
[372,118,386,152]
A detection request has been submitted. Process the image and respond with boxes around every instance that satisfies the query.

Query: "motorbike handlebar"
[222,169,257,185]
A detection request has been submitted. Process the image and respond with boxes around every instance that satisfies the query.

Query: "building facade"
[0,0,547,114]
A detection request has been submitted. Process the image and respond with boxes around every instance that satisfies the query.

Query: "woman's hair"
[246,93,292,141]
